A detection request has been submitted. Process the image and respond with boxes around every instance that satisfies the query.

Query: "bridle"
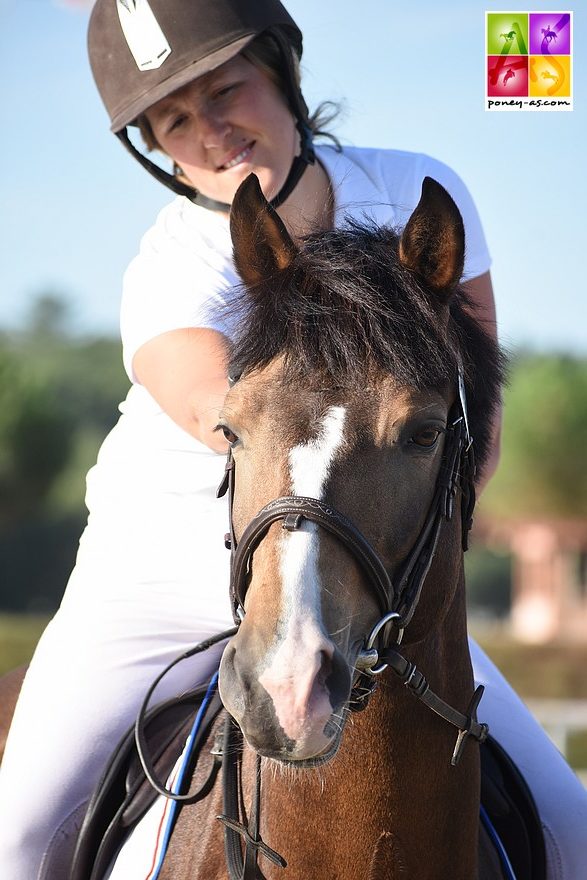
[215,368,489,877]
[218,369,477,662]
[218,370,486,740]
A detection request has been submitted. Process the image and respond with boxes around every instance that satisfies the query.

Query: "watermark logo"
[486,12,572,110]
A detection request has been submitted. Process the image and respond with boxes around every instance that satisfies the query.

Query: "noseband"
[217,370,487,761]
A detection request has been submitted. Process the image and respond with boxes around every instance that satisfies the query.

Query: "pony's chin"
[248,713,348,768]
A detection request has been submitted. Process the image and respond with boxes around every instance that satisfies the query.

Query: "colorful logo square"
[485,12,573,110]
[529,55,571,97]
[529,13,571,54]
[487,13,529,55]
[488,56,529,97]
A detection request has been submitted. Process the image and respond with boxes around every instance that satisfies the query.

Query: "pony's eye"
[221,426,239,446]
[410,429,441,448]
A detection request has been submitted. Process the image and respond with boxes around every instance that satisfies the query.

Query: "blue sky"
[0,0,585,353]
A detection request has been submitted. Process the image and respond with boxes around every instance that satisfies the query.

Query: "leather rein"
[214,370,489,878]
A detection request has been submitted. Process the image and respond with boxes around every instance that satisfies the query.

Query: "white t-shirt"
[121,145,491,385]
[113,145,491,463]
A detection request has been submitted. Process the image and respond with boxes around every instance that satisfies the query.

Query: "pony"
[152,173,506,879]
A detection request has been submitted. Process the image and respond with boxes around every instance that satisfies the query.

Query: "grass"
[3,614,585,697]
[474,627,587,772]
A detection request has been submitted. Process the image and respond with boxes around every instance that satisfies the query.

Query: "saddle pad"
[104,749,185,880]
[480,735,546,880]
[71,683,224,880]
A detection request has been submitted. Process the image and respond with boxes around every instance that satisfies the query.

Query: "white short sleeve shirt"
[120,146,491,382]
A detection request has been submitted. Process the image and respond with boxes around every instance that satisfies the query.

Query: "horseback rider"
[0,1,585,878]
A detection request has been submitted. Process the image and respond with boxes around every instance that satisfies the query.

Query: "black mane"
[227,219,506,474]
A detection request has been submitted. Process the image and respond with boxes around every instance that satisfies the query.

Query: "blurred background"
[1,1,585,776]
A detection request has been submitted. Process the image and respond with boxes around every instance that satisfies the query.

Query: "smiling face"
[144,55,299,205]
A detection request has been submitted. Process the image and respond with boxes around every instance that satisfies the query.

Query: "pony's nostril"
[317,648,334,685]
[325,648,352,713]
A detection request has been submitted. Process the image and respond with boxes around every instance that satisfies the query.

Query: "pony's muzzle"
[219,631,351,761]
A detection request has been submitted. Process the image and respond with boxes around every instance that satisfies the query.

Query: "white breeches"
[0,413,234,880]
[0,420,585,879]
[470,640,587,880]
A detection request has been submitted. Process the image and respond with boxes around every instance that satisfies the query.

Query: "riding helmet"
[87,0,314,209]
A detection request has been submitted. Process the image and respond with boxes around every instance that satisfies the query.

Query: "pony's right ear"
[230,174,298,288]
[398,177,465,302]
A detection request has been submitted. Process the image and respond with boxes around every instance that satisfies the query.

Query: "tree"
[481,354,587,518]
[0,348,74,523]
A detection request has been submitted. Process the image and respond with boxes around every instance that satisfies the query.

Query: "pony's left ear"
[398,177,465,302]
[230,173,298,287]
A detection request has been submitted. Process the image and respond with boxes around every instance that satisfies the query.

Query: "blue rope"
[150,670,220,879]
[480,803,518,880]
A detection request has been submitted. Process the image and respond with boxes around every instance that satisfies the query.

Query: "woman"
[0,1,584,878]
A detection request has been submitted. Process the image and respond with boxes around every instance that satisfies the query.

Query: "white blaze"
[283,405,347,613]
[288,405,347,499]
[259,406,347,741]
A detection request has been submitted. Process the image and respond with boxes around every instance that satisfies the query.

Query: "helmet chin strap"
[116,119,315,213]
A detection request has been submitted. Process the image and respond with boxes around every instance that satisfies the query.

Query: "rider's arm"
[133,327,230,454]
[461,270,502,492]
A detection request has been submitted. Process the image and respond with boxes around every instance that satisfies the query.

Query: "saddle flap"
[122,701,198,827]
[480,735,546,880]
[70,686,222,880]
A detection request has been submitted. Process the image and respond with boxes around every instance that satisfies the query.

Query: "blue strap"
[150,671,219,879]
[480,803,518,880]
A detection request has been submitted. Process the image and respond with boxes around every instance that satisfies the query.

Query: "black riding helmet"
[88,0,315,211]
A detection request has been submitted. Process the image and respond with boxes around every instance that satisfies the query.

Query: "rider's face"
[144,55,299,205]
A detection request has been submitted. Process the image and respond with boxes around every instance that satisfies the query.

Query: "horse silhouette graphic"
[500,31,516,42]
[542,70,559,84]
[541,26,557,44]
[503,68,516,86]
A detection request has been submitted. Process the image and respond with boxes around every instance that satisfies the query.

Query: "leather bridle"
[217,369,476,647]
[215,369,489,878]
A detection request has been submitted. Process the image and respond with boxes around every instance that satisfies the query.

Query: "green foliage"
[0,294,130,610]
[482,354,587,517]
[0,348,74,521]
[465,547,511,616]
[475,635,587,700]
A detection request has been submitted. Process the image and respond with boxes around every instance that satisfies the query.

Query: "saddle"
[480,736,546,880]
[70,685,224,880]
[70,691,546,880]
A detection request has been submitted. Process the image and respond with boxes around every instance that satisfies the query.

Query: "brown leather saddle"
[70,690,546,880]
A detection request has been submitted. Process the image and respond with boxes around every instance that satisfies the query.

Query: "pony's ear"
[230,173,298,287]
[398,177,465,301]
